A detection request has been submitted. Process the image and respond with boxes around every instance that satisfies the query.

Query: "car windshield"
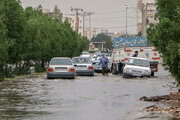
[72,58,91,64]
[50,58,72,65]
[127,58,150,67]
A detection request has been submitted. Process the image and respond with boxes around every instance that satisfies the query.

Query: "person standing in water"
[99,54,109,75]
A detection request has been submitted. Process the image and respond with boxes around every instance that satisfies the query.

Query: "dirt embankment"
[140,90,180,118]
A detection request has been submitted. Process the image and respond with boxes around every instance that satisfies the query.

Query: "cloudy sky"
[20,0,138,34]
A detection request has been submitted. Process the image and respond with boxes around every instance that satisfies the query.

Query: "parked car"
[47,57,76,79]
[81,52,91,58]
[72,57,94,76]
[123,57,151,78]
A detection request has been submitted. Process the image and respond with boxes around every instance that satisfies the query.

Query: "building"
[137,0,158,36]
[43,9,98,40]
[43,9,85,36]
[62,14,84,36]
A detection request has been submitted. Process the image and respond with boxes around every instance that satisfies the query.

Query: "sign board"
[113,37,147,48]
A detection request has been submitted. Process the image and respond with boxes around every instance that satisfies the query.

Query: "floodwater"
[0,65,178,120]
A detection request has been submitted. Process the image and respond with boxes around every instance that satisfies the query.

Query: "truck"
[110,37,161,76]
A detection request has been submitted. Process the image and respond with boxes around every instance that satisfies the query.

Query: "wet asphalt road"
[0,65,177,120]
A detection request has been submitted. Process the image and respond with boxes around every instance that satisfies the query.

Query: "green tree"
[0,2,89,77]
[0,0,26,64]
[53,5,62,22]
[0,18,8,79]
[147,0,180,84]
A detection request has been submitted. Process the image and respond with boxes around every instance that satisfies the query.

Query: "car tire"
[151,72,154,76]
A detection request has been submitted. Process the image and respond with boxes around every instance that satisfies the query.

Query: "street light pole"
[85,12,94,41]
[125,5,128,37]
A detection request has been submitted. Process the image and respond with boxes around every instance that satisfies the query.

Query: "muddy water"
[0,65,177,120]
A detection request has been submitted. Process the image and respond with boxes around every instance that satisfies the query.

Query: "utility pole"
[85,12,94,41]
[144,4,147,36]
[82,12,88,36]
[125,4,128,37]
[142,3,147,36]
[71,7,83,33]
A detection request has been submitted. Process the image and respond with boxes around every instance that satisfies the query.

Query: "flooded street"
[0,65,177,120]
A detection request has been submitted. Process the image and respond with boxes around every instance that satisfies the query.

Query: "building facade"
[137,0,158,36]
[43,10,98,40]
[62,14,84,36]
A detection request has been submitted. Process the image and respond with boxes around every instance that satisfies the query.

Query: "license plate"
[75,67,87,70]
[55,68,67,72]
[133,73,141,77]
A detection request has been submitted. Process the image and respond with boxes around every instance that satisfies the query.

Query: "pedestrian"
[132,51,138,57]
[99,54,109,75]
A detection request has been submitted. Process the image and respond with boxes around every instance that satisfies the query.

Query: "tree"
[0,2,89,77]
[92,33,113,50]
[0,18,8,79]
[147,0,180,84]
[0,0,26,64]
[53,5,62,22]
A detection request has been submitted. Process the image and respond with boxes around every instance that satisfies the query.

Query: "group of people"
[99,51,138,75]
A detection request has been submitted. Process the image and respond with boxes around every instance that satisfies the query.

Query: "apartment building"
[62,14,84,36]
[137,0,158,36]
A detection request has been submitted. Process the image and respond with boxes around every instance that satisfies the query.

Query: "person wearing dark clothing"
[132,51,138,57]
[99,54,109,75]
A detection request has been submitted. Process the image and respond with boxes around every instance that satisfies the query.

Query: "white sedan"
[123,57,151,78]
[72,57,94,76]
[47,57,76,79]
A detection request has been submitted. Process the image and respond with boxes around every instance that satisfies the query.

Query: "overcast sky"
[20,0,138,34]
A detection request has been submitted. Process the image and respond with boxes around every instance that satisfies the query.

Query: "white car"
[47,57,76,79]
[123,57,151,78]
[80,52,91,58]
[72,57,94,76]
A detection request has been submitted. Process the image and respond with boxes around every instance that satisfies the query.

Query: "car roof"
[130,57,148,60]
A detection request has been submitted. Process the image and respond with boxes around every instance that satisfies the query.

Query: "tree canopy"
[147,0,180,84]
[0,0,89,79]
